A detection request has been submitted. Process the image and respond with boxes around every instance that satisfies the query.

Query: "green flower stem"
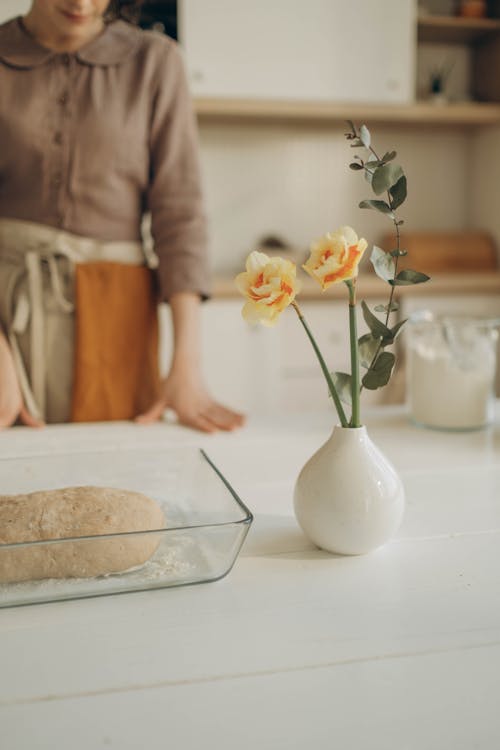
[291,301,348,428]
[346,280,361,427]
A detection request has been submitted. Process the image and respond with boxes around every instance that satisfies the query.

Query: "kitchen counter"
[214,271,500,299]
[1,406,500,749]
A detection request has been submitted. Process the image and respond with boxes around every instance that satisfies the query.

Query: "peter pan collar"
[0,17,140,69]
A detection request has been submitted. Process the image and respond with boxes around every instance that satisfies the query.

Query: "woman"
[0,0,244,433]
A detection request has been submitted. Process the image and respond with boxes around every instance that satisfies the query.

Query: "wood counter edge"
[212,272,500,300]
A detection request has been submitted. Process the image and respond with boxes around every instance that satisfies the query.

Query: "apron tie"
[9,250,75,421]
[9,291,42,421]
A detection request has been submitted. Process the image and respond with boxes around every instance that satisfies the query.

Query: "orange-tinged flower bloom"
[303,226,368,290]
[235,251,299,326]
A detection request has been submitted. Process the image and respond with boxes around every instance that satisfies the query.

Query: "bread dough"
[0,486,165,583]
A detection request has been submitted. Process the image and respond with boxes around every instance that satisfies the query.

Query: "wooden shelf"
[214,272,500,301]
[418,14,500,44]
[193,14,500,129]
[195,98,500,127]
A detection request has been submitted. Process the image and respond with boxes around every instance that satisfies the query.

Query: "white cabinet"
[279,301,347,412]
[159,300,280,414]
[278,299,397,411]
[179,0,415,104]
[158,299,399,419]
[201,300,281,414]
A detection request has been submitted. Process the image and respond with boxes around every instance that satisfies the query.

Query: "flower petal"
[235,252,299,325]
[303,226,368,289]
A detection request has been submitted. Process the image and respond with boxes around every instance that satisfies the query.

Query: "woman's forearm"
[168,291,203,374]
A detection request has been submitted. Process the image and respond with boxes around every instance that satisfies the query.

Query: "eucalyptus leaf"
[331,371,352,406]
[389,318,408,341]
[374,317,407,347]
[359,124,371,149]
[365,160,380,169]
[361,300,392,340]
[374,301,399,313]
[370,245,395,283]
[364,160,377,188]
[372,163,404,196]
[389,175,407,209]
[390,248,407,257]
[358,333,380,369]
[389,269,431,286]
[359,200,394,218]
[349,162,364,171]
[362,352,395,390]
[382,150,397,163]
[350,139,364,148]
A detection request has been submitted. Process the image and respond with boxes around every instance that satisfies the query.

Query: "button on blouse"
[0,18,210,302]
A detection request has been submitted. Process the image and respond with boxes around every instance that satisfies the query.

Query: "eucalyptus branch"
[384,219,401,328]
[344,120,430,399]
[349,124,402,388]
[344,120,428,402]
[362,199,402,385]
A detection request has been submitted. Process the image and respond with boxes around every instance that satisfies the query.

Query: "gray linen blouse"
[0,17,210,301]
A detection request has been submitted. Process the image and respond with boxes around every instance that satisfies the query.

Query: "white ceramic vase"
[294,425,404,555]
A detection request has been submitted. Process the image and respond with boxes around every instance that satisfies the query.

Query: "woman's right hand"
[0,331,44,428]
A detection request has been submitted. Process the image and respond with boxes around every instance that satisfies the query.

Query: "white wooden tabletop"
[1,406,499,750]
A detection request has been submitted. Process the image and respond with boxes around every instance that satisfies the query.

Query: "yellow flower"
[303,226,368,290]
[235,251,299,326]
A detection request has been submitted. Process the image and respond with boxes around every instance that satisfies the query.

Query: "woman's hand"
[134,292,245,432]
[0,331,44,428]
[134,291,245,433]
[135,369,245,433]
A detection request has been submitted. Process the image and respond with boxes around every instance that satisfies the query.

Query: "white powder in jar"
[407,320,497,430]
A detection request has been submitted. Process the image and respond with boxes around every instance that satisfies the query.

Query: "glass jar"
[407,313,498,431]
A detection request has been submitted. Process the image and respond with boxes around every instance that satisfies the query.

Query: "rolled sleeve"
[147,41,210,302]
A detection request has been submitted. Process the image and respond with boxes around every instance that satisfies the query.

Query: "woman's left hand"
[135,370,245,433]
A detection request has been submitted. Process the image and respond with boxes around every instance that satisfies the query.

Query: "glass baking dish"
[0,447,252,608]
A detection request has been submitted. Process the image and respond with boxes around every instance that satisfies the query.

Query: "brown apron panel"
[71,262,160,422]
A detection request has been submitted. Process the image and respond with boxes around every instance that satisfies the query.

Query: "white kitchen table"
[1,406,500,750]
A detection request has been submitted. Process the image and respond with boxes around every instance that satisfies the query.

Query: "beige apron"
[0,218,159,424]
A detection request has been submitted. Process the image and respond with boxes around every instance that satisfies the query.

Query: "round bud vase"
[293,425,404,555]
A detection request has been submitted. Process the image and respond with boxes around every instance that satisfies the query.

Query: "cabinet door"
[179,0,415,103]
[278,300,399,411]
[159,300,279,414]
[202,300,282,414]
[160,298,404,419]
